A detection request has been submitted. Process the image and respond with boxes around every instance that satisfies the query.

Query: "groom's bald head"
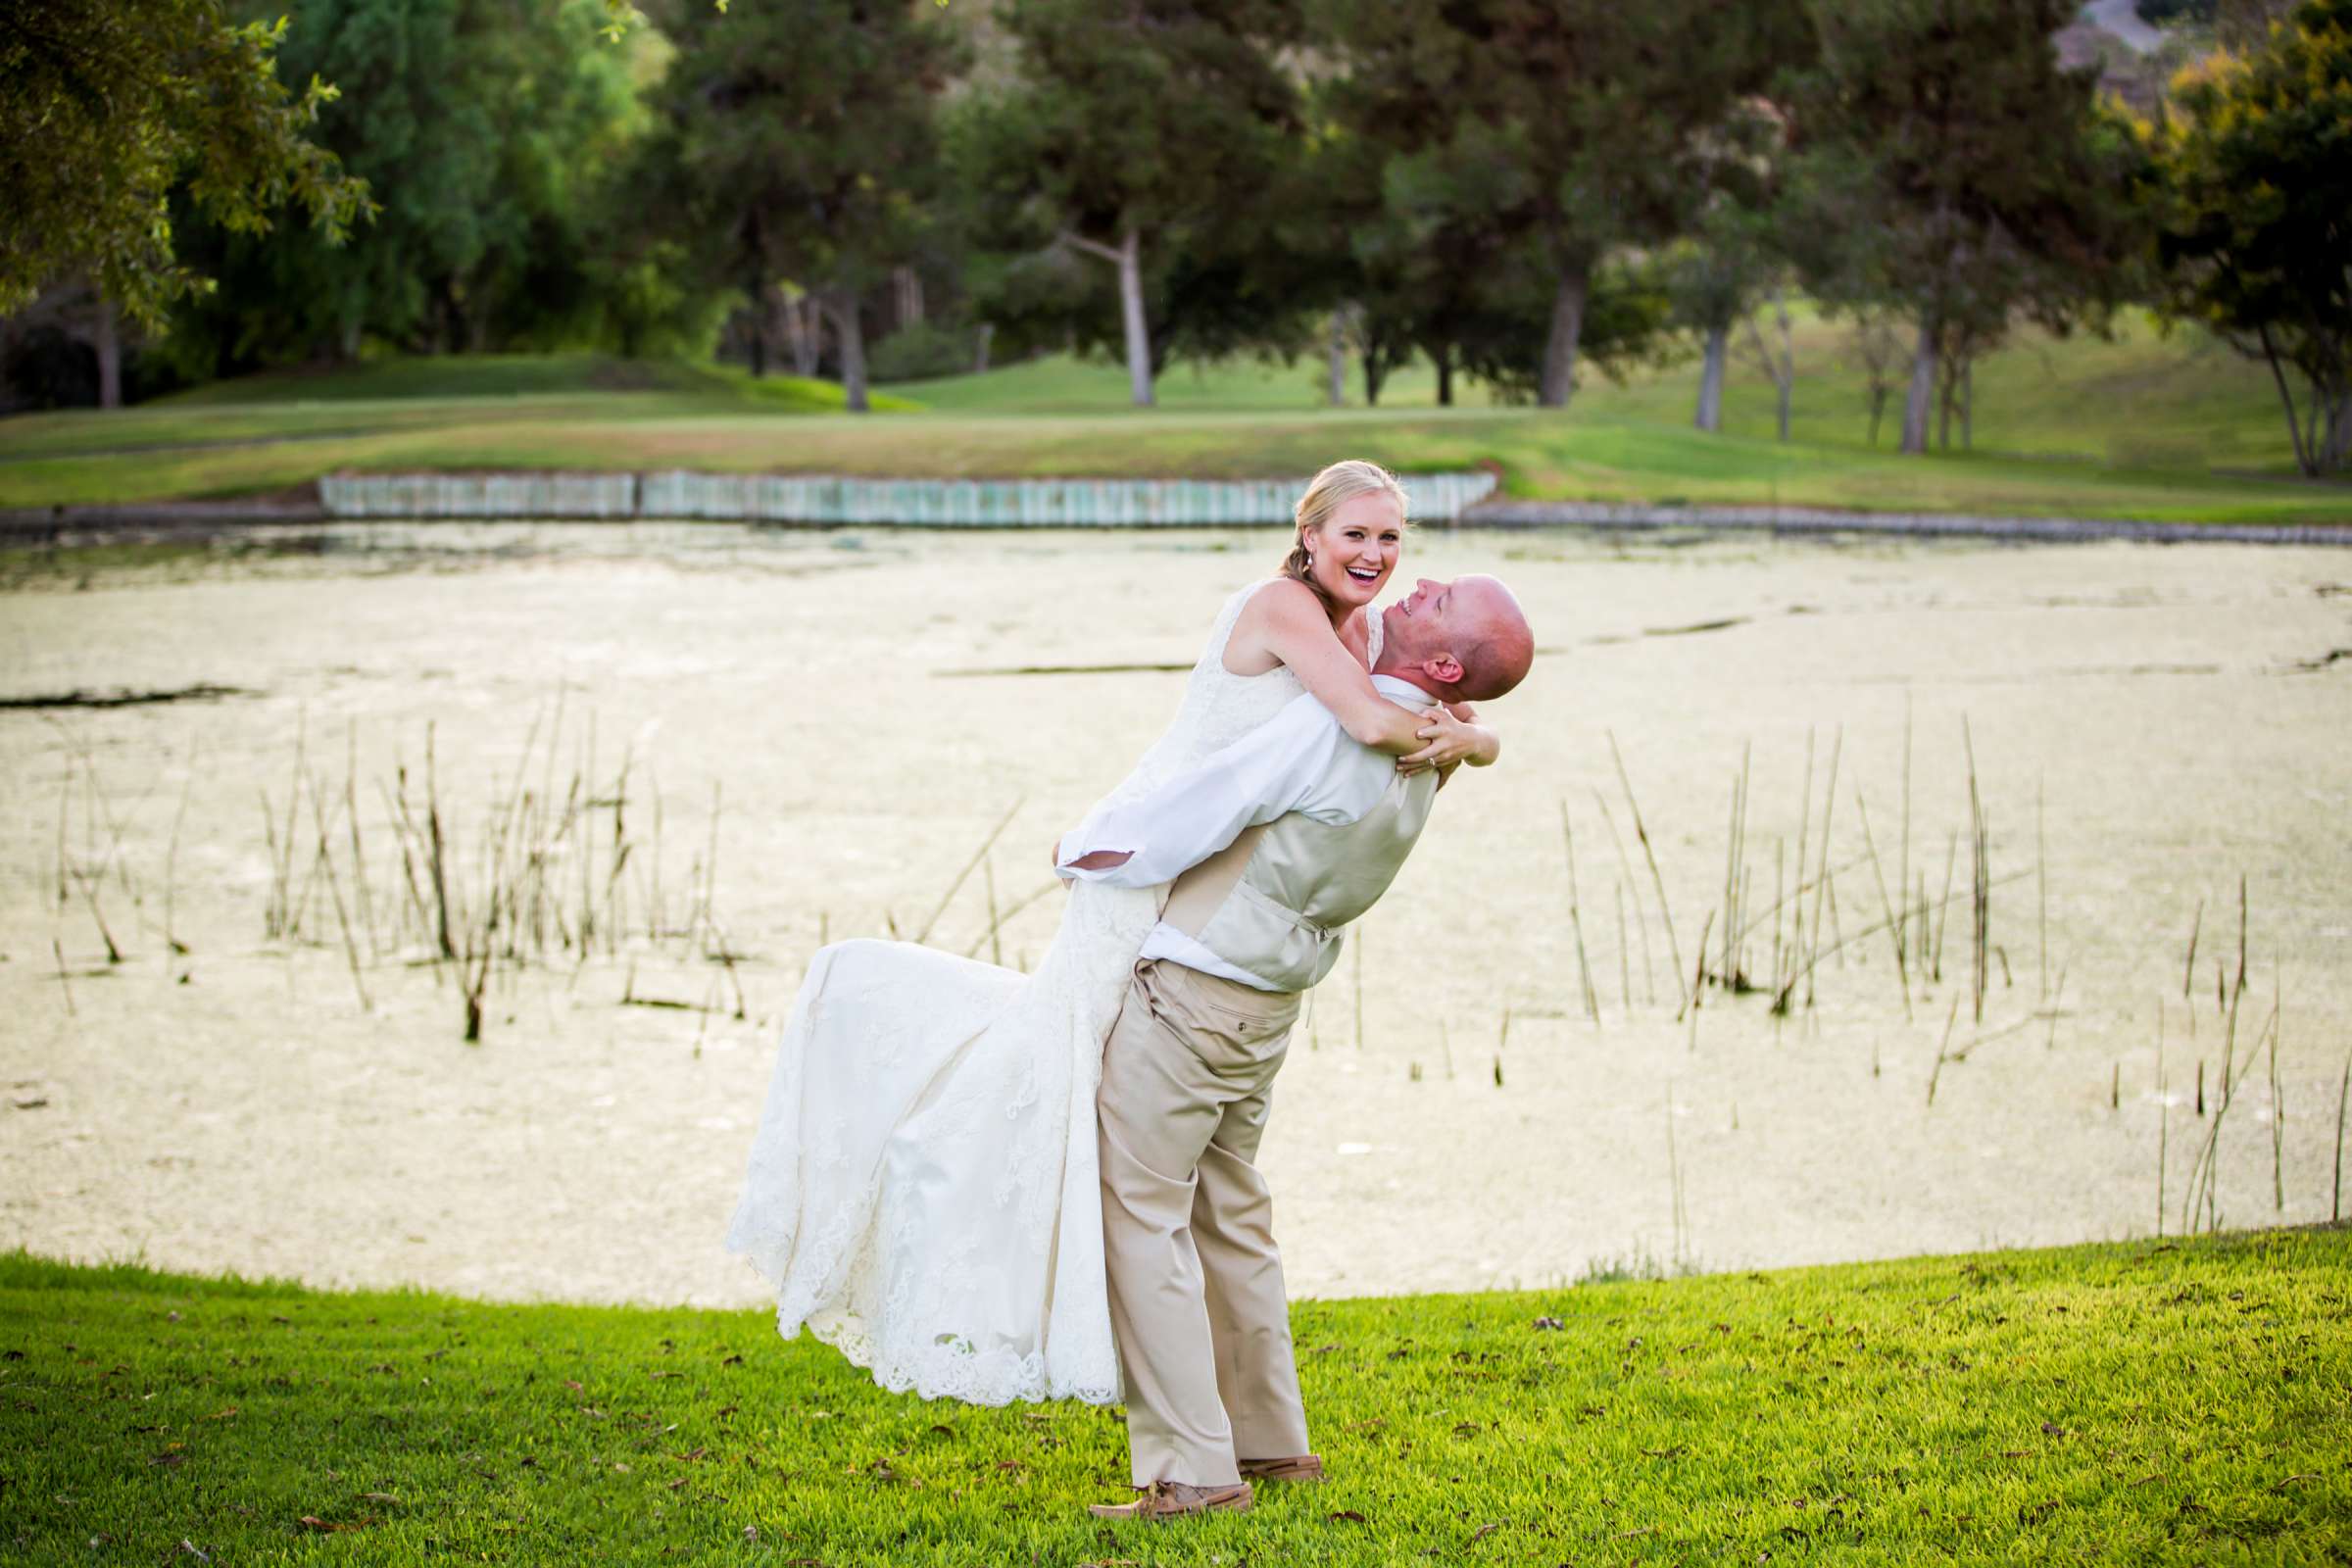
[1374,574,1534,705]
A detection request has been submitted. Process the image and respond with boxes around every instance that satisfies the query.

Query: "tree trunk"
[973,321,995,376]
[1362,342,1387,408]
[1435,344,1454,408]
[787,295,821,377]
[1899,316,1937,456]
[893,266,924,329]
[1867,389,1886,449]
[828,288,869,414]
[1539,265,1589,409]
[1327,310,1348,407]
[2320,384,2351,474]
[1773,292,1793,443]
[94,295,121,410]
[1693,320,1728,432]
[1115,229,1152,408]
[747,310,768,379]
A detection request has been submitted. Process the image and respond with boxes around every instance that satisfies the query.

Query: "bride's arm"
[1249,581,1443,757]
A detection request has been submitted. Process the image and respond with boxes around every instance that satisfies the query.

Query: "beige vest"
[1158,770,1438,994]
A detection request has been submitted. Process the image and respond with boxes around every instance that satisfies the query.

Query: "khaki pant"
[1097,958,1311,1488]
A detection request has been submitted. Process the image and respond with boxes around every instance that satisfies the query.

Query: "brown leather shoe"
[1239,1453,1326,1482]
[1086,1480,1253,1521]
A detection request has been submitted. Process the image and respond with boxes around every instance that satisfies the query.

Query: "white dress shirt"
[1056,673,1438,987]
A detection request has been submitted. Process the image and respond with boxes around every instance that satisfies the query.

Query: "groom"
[1056,573,1535,1521]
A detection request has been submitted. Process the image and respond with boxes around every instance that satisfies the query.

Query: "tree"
[1329,0,1809,409]
[655,0,961,412]
[2147,0,2352,474]
[1660,107,1794,435]
[161,0,642,375]
[959,0,1308,406]
[1787,0,2150,455]
[1,0,368,331]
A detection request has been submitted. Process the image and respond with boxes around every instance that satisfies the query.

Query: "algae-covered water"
[2,521,2346,1306]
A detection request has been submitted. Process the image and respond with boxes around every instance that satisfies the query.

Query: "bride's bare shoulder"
[1234,575,1322,627]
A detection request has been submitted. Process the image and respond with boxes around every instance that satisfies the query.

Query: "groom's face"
[1382,575,1533,701]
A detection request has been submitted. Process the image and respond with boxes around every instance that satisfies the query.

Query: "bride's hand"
[1396,707,1487,775]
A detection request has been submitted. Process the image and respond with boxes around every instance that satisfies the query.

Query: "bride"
[723,460,1501,1405]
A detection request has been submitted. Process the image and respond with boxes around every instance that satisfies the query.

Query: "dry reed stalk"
[164,748,193,959]
[1440,1016,1455,1079]
[1898,697,1912,967]
[1852,788,1912,1017]
[1592,789,1657,1004]
[646,763,666,941]
[54,761,70,910]
[1926,996,1961,1106]
[2332,1048,2349,1224]
[983,855,1003,967]
[1962,715,1989,1025]
[2182,987,2273,1235]
[2035,777,2048,1003]
[698,780,723,954]
[56,799,123,964]
[52,937,76,1018]
[1718,748,1749,992]
[961,881,1058,959]
[1806,729,1844,1004]
[1616,879,1632,1014]
[346,722,376,957]
[378,774,436,959]
[1791,728,1815,979]
[913,798,1024,946]
[2181,897,2203,1001]
[2268,971,2283,1211]
[2234,875,2248,1000]
[2043,962,2069,1051]
[1932,829,1958,983]
[282,716,318,939]
[1769,866,2034,1014]
[425,724,454,960]
[1608,731,1687,1012]
[1771,841,1786,1004]
[1559,802,1599,1023]
[2156,1001,2169,1236]
[307,772,371,1012]
[1684,909,1715,1039]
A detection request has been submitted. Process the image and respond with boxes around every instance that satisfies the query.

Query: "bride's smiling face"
[1302,492,1403,611]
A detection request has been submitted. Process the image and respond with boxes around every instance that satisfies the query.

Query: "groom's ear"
[1420,652,1466,687]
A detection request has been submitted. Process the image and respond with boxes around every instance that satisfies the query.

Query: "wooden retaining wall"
[317,470,1498,526]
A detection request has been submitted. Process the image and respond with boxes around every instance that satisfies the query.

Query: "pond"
[2,520,2347,1306]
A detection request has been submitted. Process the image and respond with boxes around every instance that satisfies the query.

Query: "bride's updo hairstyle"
[1281,460,1410,611]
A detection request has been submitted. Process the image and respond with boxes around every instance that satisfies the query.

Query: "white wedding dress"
[725,580,1369,1405]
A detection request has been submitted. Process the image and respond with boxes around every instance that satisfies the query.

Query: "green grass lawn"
[6,1227,2346,1564]
[1,320,2346,524]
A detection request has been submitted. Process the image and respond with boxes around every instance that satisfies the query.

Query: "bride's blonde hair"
[1281,460,1410,609]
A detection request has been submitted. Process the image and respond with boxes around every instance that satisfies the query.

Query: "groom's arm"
[1055,692,1348,889]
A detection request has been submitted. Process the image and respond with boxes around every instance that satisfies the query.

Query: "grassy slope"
[4,1227,2346,1564]
[0,324,2345,523]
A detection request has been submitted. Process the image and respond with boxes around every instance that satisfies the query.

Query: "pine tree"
[1786,0,2149,454]
[655,0,963,412]
[958,0,1307,406]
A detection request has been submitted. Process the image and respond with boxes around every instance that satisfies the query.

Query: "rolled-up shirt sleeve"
[1057,691,1345,888]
